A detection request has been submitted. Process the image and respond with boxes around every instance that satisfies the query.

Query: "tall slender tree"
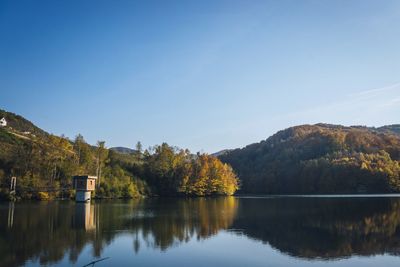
[96,141,108,188]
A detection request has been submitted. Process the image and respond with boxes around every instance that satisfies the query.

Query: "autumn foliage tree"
[143,143,239,196]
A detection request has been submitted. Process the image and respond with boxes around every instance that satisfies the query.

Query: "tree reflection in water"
[1,197,400,266]
[233,197,400,259]
[0,197,238,266]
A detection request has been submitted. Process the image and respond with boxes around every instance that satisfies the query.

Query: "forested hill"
[219,124,400,194]
[2,107,399,198]
[0,109,48,137]
[0,109,238,200]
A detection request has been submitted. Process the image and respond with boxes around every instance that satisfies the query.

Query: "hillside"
[0,109,48,138]
[0,109,238,199]
[2,107,399,197]
[376,125,400,136]
[219,124,400,194]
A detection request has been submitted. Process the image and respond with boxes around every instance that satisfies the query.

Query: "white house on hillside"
[0,117,7,127]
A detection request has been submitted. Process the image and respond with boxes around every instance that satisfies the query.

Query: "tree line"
[0,129,239,199]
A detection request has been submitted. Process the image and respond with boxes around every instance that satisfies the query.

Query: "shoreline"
[4,193,400,202]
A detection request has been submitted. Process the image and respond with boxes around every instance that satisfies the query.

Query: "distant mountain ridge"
[219,123,400,194]
[110,147,136,154]
[375,124,400,136]
[211,149,232,157]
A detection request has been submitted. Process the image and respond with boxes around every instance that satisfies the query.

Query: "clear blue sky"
[1,0,399,152]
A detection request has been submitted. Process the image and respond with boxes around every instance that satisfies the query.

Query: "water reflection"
[73,203,96,231]
[233,197,400,259]
[7,201,14,228]
[1,197,400,266]
[0,198,238,266]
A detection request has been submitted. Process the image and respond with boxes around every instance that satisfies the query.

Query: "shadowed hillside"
[220,124,400,194]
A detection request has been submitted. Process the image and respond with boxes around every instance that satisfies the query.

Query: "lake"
[2,196,400,267]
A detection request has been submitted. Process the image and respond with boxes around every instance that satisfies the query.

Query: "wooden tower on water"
[73,175,97,202]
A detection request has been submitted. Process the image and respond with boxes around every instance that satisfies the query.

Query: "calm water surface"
[2,196,400,267]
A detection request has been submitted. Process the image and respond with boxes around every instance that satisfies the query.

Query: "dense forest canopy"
[220,124,400,194]
[1,108,400,197]
[0,109,238,199]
